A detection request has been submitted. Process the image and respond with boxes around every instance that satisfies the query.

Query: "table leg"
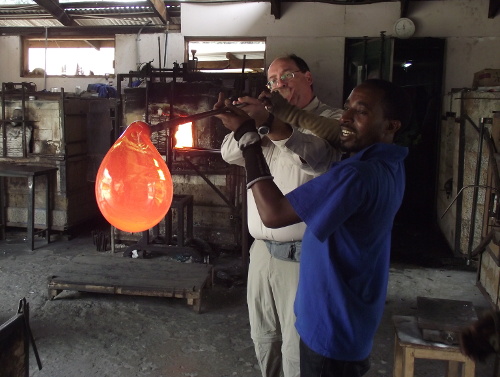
[176,202,184,247]
[393,335,404,377]
[402,347,415,377]
[27,176,34,250]
[45,173,51,246]
[187,196,193,240]
[462,359,475,377]
[446,360,460,377]
[0,176,5,240]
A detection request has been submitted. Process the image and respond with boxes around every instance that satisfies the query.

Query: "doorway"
[344,37,450,264]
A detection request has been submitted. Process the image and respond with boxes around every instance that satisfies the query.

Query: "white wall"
[0,0,499,107]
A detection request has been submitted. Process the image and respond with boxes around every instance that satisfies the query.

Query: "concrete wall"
[0,0,499,108]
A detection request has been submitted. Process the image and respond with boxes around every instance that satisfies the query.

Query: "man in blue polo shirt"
[215,79,411,377]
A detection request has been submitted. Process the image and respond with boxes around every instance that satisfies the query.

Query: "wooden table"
[393,315,475,377]
[48,254,213,313]
[0,163,58,250]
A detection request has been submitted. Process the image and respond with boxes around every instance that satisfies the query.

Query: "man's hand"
[233,95,269,126]
[214,92,252,132]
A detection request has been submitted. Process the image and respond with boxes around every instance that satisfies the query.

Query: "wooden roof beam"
[0,25,167,37]
[85,40,101,50]
[147,0,169,24]
[33,0,78,26]
[270,0,281,19]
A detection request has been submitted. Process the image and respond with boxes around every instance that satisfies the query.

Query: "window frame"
[184,37,266,73]
[21,35,116,78]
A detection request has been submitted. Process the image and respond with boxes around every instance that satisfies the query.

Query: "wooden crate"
[48,254,213,313]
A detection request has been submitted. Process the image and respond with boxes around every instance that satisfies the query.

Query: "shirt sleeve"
[269,92,342,145]
[220,132,245,167]
[275,127,340,174]
[286,165,366,242]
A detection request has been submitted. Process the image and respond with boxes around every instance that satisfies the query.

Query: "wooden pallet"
[47,254,213,313]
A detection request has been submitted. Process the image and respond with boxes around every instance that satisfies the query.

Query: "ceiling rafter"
[84,40,101,50]
[0,0,497,33]
[270,0,281,19]
[147,0,169,24]
[32,0,78,26]
[0,25,166,37]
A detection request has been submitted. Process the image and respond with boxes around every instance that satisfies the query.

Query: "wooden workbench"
[48,254,213,313]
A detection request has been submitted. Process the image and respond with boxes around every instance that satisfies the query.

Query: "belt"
[263,240,301,262]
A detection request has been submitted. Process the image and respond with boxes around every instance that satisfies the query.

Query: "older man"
[221,54,341,377]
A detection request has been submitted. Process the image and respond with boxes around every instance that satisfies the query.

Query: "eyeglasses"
[266,70,301,90]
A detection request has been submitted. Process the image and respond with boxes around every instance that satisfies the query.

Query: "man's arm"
[235,95,338,173]
[251,179,301,228]
[263,91,341,146]
[214,94,301,228]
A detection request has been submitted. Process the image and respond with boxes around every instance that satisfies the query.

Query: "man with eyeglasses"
[220,54,342,377]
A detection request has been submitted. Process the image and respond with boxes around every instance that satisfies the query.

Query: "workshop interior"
[0,0,499,376]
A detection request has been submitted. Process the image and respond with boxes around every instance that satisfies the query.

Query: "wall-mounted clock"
[393,17,416,39]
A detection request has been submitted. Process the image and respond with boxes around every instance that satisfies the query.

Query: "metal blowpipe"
[150,103,246,133]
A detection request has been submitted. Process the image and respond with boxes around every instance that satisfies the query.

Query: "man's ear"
[387,120,401,135]
[304,71,313,85]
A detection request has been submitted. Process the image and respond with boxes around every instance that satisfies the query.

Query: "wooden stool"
[393,315,475,377]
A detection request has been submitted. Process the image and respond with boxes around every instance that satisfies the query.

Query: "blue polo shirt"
[286,143,408,361]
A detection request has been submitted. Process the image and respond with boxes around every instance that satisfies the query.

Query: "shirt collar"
[350,143,409,162]
[302,96,321,112]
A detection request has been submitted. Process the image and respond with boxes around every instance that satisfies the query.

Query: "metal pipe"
[441,184,500,219]
[158,36,161,69]
[150,103,246,132]
[163,23,168,73]
[467,117,487,263]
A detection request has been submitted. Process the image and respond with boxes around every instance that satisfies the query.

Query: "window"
[22,36,115,77]
[185,38,265,73]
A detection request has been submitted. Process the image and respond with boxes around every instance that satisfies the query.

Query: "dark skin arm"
[214,93,301,228]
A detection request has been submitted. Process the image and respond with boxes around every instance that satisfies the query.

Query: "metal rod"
[151,103,246,132]
[467,117,486,263]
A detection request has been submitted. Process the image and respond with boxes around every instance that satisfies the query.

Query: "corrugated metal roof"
[0,1,181,28]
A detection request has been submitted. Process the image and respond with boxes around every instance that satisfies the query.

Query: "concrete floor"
[0,224,498,377]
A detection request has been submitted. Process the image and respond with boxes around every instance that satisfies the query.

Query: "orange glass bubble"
[95,121,173,232]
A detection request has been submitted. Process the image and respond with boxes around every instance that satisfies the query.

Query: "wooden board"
[47,254,213,313]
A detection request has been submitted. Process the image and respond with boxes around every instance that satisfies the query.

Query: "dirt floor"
[0,226,498,377]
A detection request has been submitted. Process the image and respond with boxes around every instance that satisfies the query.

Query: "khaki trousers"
[247,239,301,377]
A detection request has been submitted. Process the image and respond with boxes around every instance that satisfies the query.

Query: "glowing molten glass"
[95,121,173,232]
[175,122,193,148]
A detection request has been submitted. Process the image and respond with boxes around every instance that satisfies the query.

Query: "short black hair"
[360,79,413,132]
